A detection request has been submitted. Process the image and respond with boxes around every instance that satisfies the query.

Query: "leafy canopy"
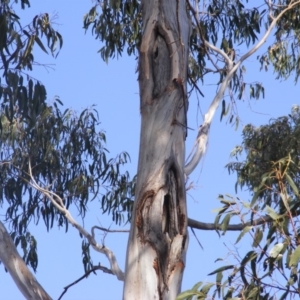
[1,0,300,297]
[178,107,300,300]
[84,0,300,126]
[0,0,135,272]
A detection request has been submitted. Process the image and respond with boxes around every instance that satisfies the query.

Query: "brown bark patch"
[136,190,155,242]
[152,33,171,98]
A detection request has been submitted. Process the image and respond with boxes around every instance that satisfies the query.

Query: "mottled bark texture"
[123,0,191,299]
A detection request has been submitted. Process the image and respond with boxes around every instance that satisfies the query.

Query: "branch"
[0,221,52,300]
[27,160,125,281]
[184,0,300,175]
[259,281,299,295]
[190,227,204,249]
[187,215,272,231]
[58,264,114,300]
[188,201,300,231]
[92,226,129,234]
[187,1,231,71]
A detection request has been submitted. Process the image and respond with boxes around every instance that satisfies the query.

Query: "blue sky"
[1,1,299,299]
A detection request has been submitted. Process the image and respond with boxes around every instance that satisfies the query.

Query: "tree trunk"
[123,0,191,298]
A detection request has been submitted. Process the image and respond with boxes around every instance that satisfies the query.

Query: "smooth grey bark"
[0,221,52,300]
[123,0,191,299]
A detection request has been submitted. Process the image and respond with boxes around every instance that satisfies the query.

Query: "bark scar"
[136,190,155,242]
[172,78,189,137]
[152,32,171,98]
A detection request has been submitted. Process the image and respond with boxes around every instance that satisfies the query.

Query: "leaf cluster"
[0,5,133,275]
[180,107,300,299]
[0,1,137,273]
[83,0,141,62]
[263,0,300,81]
[227,106,300,210]
[189,0,264,77]
[180,108,300,299]
[85,0,300,125]
[0,78,135,270]
[0,0,62,77]
[182,196,300,299]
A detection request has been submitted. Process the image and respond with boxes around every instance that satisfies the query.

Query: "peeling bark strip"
[124,0,190,299]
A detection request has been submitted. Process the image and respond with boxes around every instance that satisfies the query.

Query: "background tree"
[178,106,300,299]
[0,1,134,298]
[0,1,296,300]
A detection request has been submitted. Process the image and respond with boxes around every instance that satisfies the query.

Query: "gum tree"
[1,0,300,299]
[0,1,133,298]
[84,0,300,298]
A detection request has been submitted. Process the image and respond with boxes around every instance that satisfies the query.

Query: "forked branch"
[27,160,125,281]
[184,0,300,175]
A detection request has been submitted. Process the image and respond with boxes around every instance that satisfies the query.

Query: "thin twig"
[57,265,113,300]
[92,226,129,235]
[190,227,203,249]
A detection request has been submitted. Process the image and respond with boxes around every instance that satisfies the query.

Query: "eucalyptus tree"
[84,0,300,298]
[0,1,134,298]
[1,0,300,300]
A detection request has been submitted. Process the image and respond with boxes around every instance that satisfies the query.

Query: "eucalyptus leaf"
[235,226,252,245]
[289,246,300,267]
[269,243,284,258]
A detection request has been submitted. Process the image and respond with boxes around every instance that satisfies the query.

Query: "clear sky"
[1,1,299,299]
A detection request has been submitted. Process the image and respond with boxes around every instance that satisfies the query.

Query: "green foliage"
[214,194,237,235]
[221,111,300,298]
[82,239,93,273]
[227,106,300,209]
[0,93,135,267]
[0,0,62,77]
[0,71,134,221]
[189,0,265,83]
[184,196,300,299]
[0,0,135,272]
[260,0,300,81]
[176,282,215,300]
[181,107,300,299]
[83,0,141,62]
[85,0,300,129]
[0,72,135,229]
[12,231,38,272]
